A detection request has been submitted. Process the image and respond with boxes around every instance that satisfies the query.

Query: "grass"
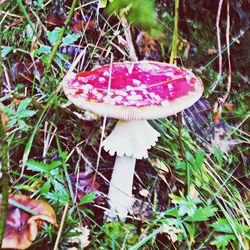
[0,0,249,249]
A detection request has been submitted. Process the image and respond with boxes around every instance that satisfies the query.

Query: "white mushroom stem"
[102,120,160,220]
[107,156,136,220]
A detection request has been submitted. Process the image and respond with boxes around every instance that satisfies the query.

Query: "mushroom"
[63,61,203,220]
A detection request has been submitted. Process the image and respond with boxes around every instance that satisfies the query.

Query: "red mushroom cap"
[63,61,203,120]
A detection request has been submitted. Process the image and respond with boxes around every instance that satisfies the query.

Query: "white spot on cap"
[127,95,142,101]
[72,81,80,87]
[99,77,106,82]
[165,71,174,77]
[140,84,147,89]
[149,92,156,98]
[103,95,112,103]
[139,63,159,72]
[113,96,123,102]
[154,94,161,101]
[126,85,134,91]
[116,91,128,96]
[168,83,173,90]
[96,93,103,99]
[133,79,141,85]
[85,84,93,89]
[107,91,114,96]
[103,71,110,77]
[185,74,191,81]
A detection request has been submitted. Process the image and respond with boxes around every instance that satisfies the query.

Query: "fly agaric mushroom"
[0,195,57,249]
[63,61,203,220]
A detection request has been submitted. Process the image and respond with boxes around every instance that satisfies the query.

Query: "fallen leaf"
[45,13,65,27]
[139,189,149,197]
[70,172,102,205]
[10,60,44,84]
[224,103,233,112]
[213,111,221,125]
[211,119,239,153]
[0,104,9,131]
[208,47,218,55]
[183,39,191,59]
[161,223,183,243]
[131,199,152,220]
[68,225,90,249]
[0,195,57,250]
[189,184,199,200]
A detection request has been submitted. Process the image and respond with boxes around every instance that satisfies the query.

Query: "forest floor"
[0,0,249,249]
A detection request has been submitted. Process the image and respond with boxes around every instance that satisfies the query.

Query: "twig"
[43,0,78,84]
[222,0,232,103]
[120,14,138,62]
[53,202,69,250]
[211,0,223,92]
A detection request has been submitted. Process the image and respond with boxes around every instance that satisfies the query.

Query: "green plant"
[0,98,36,131]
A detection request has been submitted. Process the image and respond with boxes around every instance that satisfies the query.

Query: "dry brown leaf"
[207,47,218,55]
[0,195,57,250]
[0,104,9,131]
[189,184,199,200]
[183,39,191,59]
[213,111,221,125]
[136,31,162,61]
[224,103,233,112]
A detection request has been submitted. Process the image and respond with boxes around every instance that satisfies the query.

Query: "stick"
[211,0,223,91]
[53,202,69,250]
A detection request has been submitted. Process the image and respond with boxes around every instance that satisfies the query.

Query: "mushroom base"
[102,120,160,159]
[105,156,136,221]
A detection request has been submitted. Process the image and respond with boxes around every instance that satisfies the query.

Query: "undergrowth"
[0,0,249,249]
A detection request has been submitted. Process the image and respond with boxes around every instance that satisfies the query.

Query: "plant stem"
[169,0,186,161]
[43,0,78,85]
[177,113,186,162]
[17,0,38,37]
[0,19,9,247]
[169,0,188,191]
[170,0,179,64]
[0,116,9,247]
